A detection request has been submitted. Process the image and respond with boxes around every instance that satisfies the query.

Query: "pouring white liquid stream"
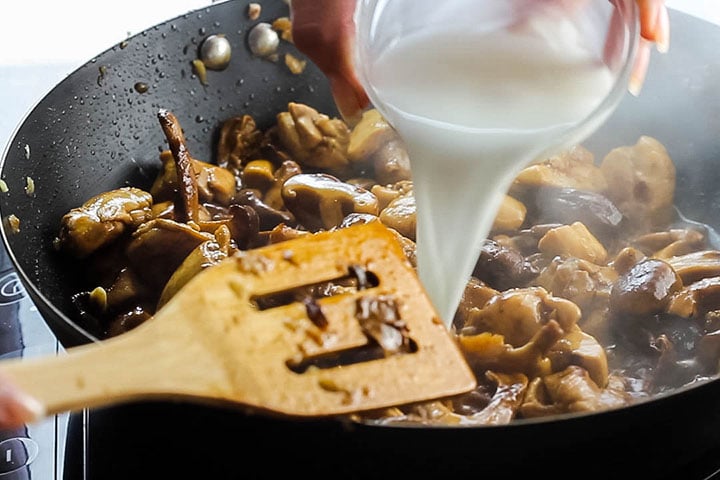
[358,14,626,326]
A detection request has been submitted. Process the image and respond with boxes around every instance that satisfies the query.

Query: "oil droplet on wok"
[134,82,149,94]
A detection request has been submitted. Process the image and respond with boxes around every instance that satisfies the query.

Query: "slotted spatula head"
[0,222,477,419]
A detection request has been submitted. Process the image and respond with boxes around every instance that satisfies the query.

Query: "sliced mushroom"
[519,366,630,417]
[547,325,609,388]
[473,239,539,291]
[668,276,720,319]
[157,224,234,309]
[263,159,303,210]
[58,187,153,258]
[276,102,351,174]
[234,189,294,231]
[666,250,720,285]
[157,110,199,224]
[151,151,237,207]
[282,173,379,231]
[367,371,528,426]
[125,218,214,291]
[650,333,707,391]
[632,228,706,259]
[531,187,623,243]
[265,223,311,244]
[459,320,564,378]
[610,246,647,276]
[461,371,528,425]
[610,258,683,316]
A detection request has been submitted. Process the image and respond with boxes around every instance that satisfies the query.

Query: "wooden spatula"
[0,222,476,419]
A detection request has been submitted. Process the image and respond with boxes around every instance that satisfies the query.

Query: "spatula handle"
[0,320,223,417]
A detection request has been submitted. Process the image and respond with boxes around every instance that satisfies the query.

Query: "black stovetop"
[0,243,69,479]
[1,233,720,480]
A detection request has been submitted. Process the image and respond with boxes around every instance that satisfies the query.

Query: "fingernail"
[628,40,651,97]
[655,6,670,53]
[13,391,46,424]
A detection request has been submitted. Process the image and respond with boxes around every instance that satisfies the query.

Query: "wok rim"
[0,1,718,431]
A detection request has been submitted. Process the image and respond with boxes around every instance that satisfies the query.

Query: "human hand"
[291,0,669,122]
[290,0,369,125]
[0,371,44,430]
[631,0,670,94]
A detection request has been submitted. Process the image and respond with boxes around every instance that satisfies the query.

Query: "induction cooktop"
[0,243,69,479]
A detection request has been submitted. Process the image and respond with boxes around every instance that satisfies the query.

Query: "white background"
[0,0,718,149]
[0,0,717,66]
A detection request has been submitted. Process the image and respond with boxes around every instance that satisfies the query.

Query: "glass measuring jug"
[353,0,640,326]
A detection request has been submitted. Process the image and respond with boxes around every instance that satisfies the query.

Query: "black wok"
[1,1,720,478]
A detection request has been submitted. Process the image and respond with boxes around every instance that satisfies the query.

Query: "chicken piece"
[668,277,720,319]
[57,187,153,259]
[347,109,396,163]
[535,256,617,313]
[454,277,499,330]
[464,287,581,346]
[216,114,264,174]
[241,159,276,192]
[276,102,351,174]
[520,366,630,418]
[335,212,417,266]
[282,173,378,231]
[538,222,608,264]
[371,181,413,211]
[378,189,416,240]
[512,145,607,193]
[371,140,412,184]
[599,136,676,228]
[492,195,527,232]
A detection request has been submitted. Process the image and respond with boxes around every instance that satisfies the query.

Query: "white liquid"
[364,20,616,325]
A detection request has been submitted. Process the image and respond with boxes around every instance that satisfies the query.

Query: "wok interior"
[2,1,720,429]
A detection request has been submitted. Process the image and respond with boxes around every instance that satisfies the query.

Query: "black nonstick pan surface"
[1,1,720,479]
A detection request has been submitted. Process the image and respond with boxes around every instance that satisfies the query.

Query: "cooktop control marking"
[0,273,24,306]
[0,437,38,474]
